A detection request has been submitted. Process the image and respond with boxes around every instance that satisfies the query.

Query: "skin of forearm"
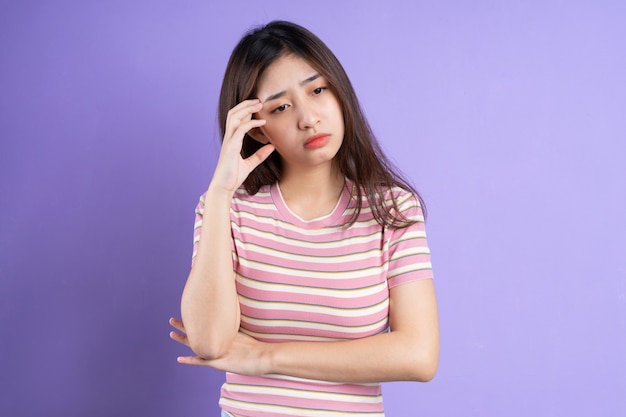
[181,186,240,359]
[264,330,439,384]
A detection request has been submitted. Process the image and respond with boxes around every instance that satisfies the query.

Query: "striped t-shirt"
[192,179,433,416]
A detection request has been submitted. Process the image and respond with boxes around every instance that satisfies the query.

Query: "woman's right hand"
[210,99,275,194]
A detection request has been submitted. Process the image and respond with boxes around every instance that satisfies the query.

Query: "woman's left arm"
[170,278,439,383]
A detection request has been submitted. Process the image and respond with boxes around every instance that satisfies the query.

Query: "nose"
[297,101,320,130]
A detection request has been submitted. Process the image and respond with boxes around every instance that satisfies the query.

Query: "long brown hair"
[218,20,425,228]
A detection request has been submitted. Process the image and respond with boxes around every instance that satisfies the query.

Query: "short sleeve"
[191,194,206,267]
[190,193,238,269]
[385,191,434,288]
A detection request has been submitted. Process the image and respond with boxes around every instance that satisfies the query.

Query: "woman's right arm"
[180,99,274,360]
[180,186,240,360]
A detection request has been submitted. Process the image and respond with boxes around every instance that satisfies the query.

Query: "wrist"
[261,341,278,375]
[205,182,236,202]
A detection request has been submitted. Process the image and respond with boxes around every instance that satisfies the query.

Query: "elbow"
[189,343,225,361]
[414,359,438,382]
[406,348,439,382]
[187,333,233,360]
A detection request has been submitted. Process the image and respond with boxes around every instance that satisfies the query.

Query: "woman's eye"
[272,104,288,113]
[312,87,326,95]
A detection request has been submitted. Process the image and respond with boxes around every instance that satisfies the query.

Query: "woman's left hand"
[169,317,271,376]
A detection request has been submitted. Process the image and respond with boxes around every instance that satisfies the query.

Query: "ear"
[247,127,271,144]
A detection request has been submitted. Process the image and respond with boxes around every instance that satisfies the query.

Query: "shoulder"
[231,184,272,209]
[195,193,206,215]
[387,185,419,204]
[382,185,423,213]
[382,185,425,225]
[351,181,419,206]
[232,184,270,200]
[196,185,272,211]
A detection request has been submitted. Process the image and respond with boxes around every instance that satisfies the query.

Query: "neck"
[278,164,345,221]
[279,163,344,199]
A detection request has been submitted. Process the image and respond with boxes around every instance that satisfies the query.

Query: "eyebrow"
[263,73,322,102]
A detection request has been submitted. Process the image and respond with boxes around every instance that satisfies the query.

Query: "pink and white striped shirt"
[192,180,433,416]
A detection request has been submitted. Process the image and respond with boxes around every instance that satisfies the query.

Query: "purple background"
[1,1,625,416]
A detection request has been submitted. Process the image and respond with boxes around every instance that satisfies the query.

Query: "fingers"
[169,317,191,348]
[210,99,270,193]
[244,143,276,171]
[169,329,190,345]
[168,317,221,368]
[224,99,265,144]
[176,355,210,366]
[168,318,224,368]
[168,317,185,333]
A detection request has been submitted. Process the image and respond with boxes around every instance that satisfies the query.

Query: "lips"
[304,134,330,149]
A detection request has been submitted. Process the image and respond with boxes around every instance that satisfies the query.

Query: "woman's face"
[252,54,345,173]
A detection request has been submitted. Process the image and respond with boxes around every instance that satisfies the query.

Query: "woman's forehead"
[257,55,321,93]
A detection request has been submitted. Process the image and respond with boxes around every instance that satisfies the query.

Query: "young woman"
[169,20,439,417]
